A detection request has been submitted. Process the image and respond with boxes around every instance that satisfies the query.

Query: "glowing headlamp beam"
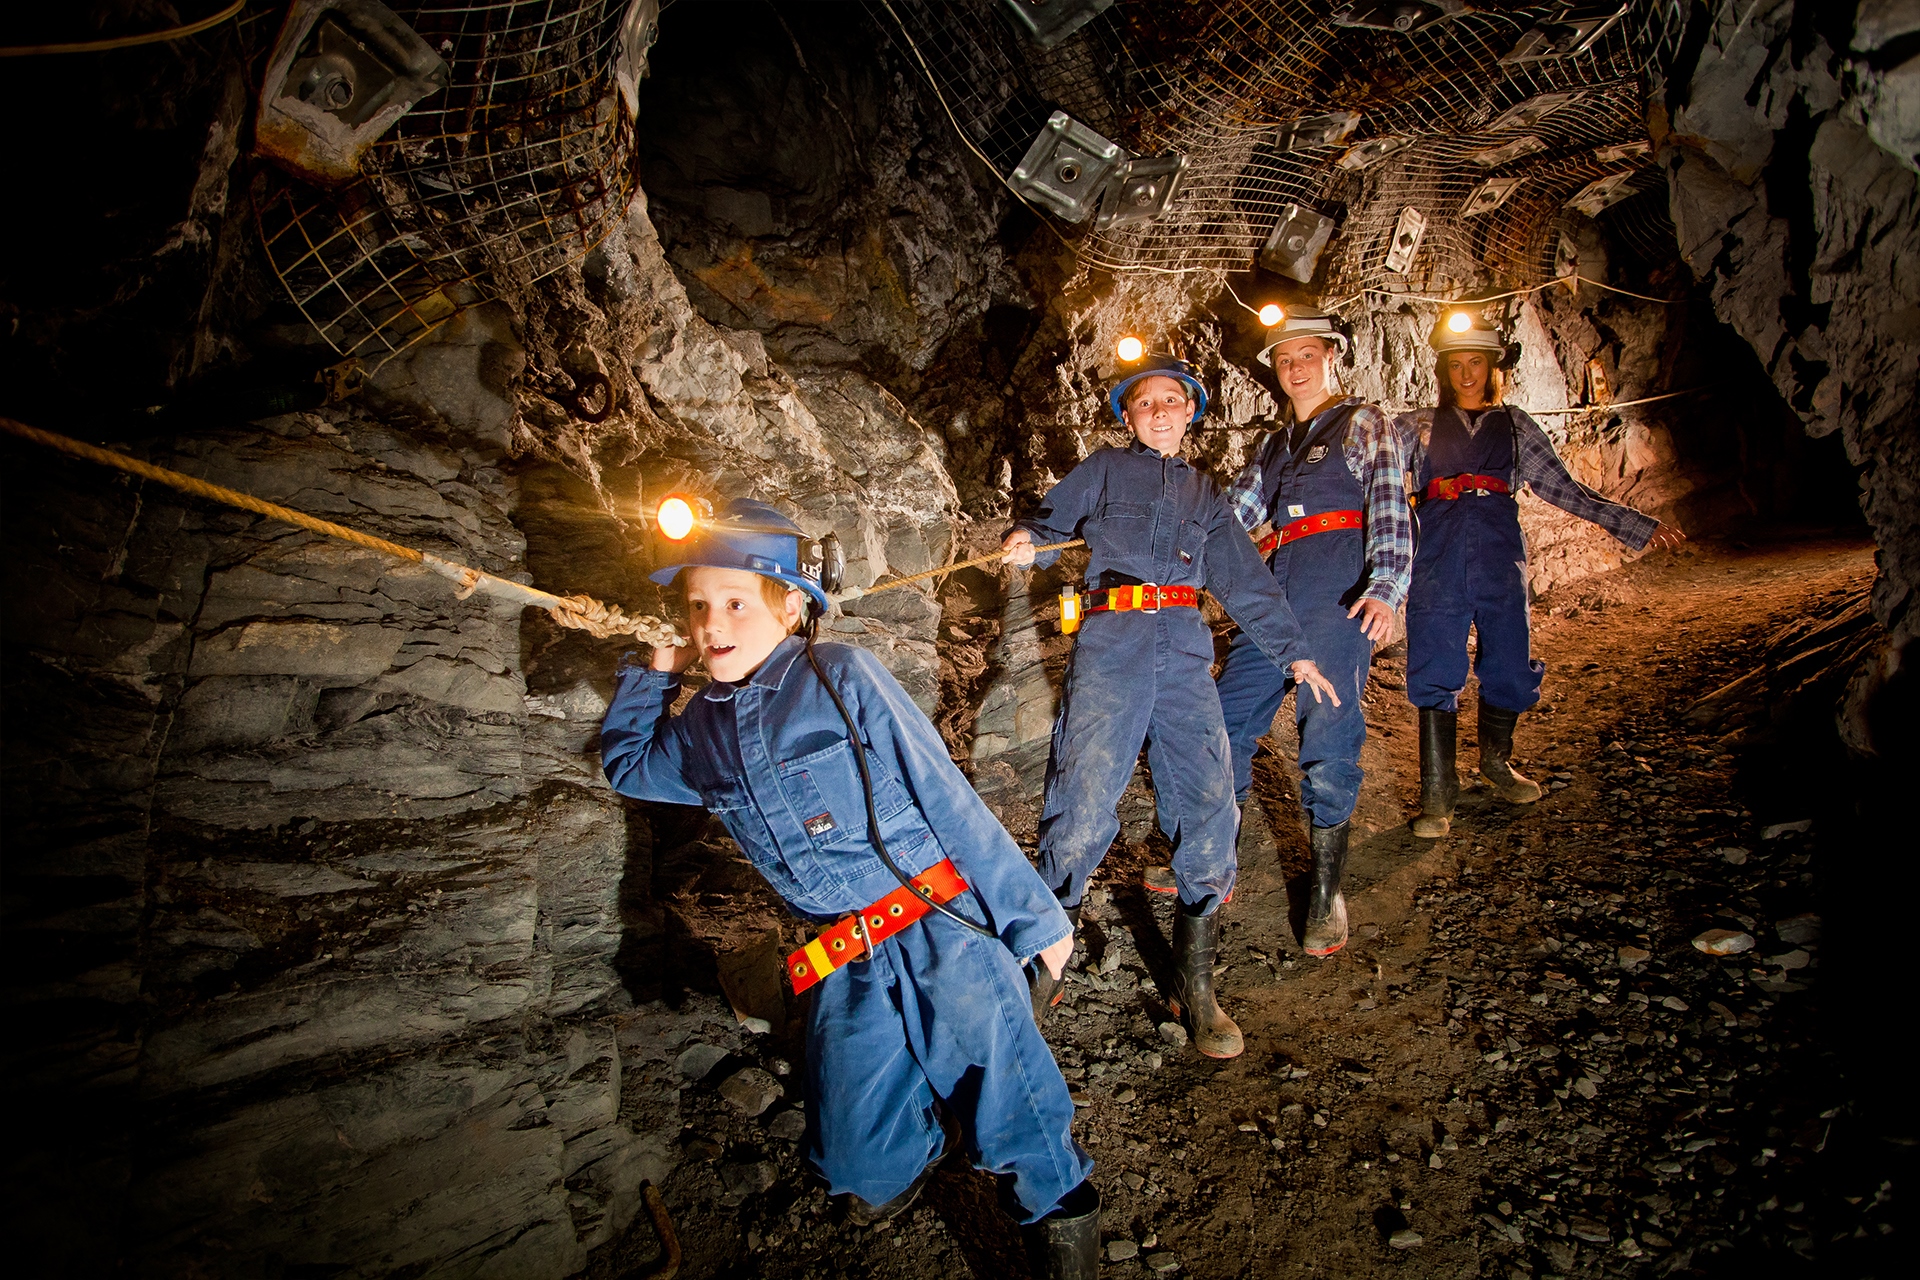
[656,495,697,542]
[1258,303,1284,327]
[1446,311,1474,332]
[1116,335,1145,362]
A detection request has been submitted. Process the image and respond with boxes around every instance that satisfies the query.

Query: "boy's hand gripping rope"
[0,416,684,648]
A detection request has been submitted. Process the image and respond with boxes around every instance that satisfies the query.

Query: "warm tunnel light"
[1116,335,1145,362]
[1447,311,1474,332]
[1257,303,1284,327]
[656,494,697,542]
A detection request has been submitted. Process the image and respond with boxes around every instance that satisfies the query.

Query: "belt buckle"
[1471,487,1489,497]
[1140,582,1160,614]
[848,912,873,964]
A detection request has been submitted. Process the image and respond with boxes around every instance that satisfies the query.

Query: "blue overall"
[602,637,1090,1222]
[1213,405,1377,828]
[1015,441,1310,915]
[1404,407,1544,713]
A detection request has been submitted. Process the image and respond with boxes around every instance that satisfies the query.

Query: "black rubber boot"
[1302,821,1351,957]
[847,1110,959,1224]
[1478,701,1541,803]
[1412,708,1460,838]
[1029,906,1080,1026]
[1022,1180,1101,1280]
[1169,903,1243,1058]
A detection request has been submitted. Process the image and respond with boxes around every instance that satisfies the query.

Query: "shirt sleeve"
[600,662,703,806]
[1202,491,1308,671]
[1509,408,1660,550]
[1225,447,1269,533]
[1008,453,1105,571]
[1343,405,1413,611]
[1394,409,1431,482]
[836,646,1072,963]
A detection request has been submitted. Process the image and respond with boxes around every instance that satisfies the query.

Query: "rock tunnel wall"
[0,1,1910,1276]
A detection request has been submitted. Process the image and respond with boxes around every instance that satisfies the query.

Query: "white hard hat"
[1428,312,1508,354]
[1256,306,1350,365]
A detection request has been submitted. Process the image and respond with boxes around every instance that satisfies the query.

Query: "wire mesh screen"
[871,0,1688,296]
[254,0,640,366]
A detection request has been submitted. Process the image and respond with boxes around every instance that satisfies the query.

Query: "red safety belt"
[1256,509,1363,555]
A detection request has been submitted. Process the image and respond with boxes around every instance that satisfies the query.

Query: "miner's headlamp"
[1428,310,1516,364]
[649,495,843,613]
[655,493,702,542]
[1116,334,1145,362]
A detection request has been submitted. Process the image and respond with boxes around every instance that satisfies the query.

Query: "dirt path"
[595,537,1907,1280]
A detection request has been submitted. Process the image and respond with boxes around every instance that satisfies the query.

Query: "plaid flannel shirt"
[1395,406,1659,551]
[1224,398,1414,611]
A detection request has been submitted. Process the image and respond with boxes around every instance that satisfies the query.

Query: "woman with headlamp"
[1401,312,1684,838]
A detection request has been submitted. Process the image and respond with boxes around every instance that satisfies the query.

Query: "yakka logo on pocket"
[804,812,837,837]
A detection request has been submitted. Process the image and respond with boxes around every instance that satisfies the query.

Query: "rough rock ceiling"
[874,0,1686,296]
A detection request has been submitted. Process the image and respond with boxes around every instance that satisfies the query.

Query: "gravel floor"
[588,537,1909,1280]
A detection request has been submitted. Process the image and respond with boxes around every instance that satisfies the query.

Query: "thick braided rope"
[0,416,682,647]
[846,539,1084,599]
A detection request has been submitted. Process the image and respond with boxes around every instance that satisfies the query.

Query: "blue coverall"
[1405,407,1543,712]
[1213,404,1379,828]
[602,636,1090,1222]
[1014,440,1311,915]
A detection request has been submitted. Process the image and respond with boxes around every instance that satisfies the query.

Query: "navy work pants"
[1214,584,1374,829]
[1404,499,1544,713]
[1035,609,1236,913]
[805,895,1091,1222]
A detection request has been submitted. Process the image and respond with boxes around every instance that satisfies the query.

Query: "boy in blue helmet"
[601,498,1099,1277]
[1399,315,1682,837]
[1002,356,1340,1059]
[1213,307,1412,959]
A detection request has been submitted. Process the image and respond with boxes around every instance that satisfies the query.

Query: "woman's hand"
[650,638,697,675]
[1002,528,1036,567]
[1037,930,1074,981]
[1291,659,1343,707]
[1645,523,1687,552]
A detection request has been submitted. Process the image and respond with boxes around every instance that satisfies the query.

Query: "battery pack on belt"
[1084,583,1199,613]
[1421,473,1510,504]
[1256,508,1363,555]
[786,857,970,995]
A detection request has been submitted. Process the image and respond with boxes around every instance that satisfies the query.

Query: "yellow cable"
[0,0,246,57]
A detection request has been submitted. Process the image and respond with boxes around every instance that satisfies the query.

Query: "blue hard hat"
[1108,355,1208,425]
[649,498,832,613]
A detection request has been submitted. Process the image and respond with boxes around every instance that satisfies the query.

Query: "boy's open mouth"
[707,643,736,658]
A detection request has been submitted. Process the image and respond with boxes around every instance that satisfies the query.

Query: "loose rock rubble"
[586,541,1904,1279]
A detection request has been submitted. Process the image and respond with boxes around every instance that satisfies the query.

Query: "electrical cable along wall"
[250,0,656,377]
[872,0,1687,298]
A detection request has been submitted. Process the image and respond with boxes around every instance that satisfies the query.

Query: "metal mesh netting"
[254,1,640,366]
[871,0,1688,297]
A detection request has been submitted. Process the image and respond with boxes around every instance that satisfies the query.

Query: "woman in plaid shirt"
[1397,313,1684,837]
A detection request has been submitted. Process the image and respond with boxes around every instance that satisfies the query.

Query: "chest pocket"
[1086,500,1152,565]
[692,776,819,899]
[778,738,932,858]
[1175,519,1205,573]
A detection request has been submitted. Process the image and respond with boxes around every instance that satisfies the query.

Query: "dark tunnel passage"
[1,2,1914,1278]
